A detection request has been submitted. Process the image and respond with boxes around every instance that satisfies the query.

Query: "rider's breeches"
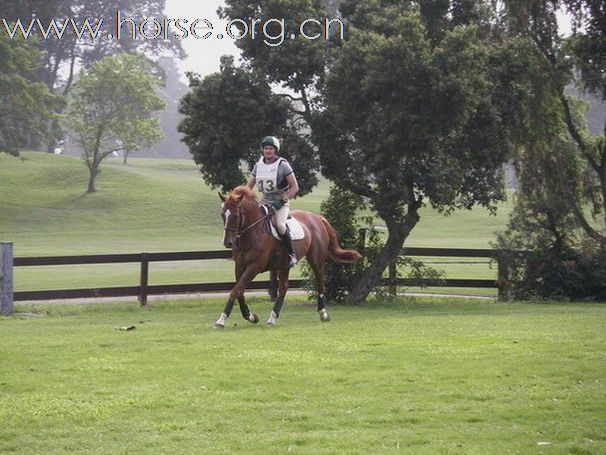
[275,203,290,235]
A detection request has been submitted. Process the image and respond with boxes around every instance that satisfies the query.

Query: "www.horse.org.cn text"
[1,12,347,47]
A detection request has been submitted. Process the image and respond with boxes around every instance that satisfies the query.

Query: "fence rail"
[2,246,514,314]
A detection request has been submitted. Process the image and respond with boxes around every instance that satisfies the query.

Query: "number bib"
[255,157,284,197]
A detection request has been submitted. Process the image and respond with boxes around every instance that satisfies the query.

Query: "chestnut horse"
[215,186,361,328]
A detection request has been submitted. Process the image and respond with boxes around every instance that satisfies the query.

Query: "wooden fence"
[0,242,513,315]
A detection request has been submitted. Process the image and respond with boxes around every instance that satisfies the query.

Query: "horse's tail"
[321,217,363,263]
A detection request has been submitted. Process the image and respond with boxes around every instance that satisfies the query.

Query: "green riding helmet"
[261,136,280,152]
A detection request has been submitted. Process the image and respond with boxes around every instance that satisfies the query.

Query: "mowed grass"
[1,298,605,454]
[0,152,511,294]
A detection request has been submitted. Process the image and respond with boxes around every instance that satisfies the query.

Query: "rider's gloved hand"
[272,199,286,210]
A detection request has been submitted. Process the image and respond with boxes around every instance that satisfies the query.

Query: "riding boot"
[279,229,297,268]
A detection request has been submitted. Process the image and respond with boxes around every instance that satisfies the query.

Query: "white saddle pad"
[262,206,305,240]
[270,217,305,241]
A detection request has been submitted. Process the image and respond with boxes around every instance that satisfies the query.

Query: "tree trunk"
[87,164,98,193]
[346,210,420,303]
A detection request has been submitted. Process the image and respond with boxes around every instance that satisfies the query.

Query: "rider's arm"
[246,174,256,190]
[283,173,299,200]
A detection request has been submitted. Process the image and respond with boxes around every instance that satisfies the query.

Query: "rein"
[224,205,272,239]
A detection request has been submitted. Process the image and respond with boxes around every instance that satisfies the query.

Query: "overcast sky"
[164,0,239,81]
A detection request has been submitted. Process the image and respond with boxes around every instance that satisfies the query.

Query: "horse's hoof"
[214,313,227,329]
[266,311,278,326]
[248,313,259,324]
[319,309,331,322]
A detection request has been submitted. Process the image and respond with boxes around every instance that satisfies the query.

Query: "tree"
[316,4,519,301]
[504,0,606,245]
[0,33,63,155]
[67,53,164,192]
[2,0,184,94]
[489,0,606,299]
[178,56,318,194]
[3,0,183,153]
[218,0,334,125]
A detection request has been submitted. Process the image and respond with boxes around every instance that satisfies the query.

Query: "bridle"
[223,202,272,240]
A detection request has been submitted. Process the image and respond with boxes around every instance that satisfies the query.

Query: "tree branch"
[297,85,315,126]
[528,32,600,173]
[275,93,304,102]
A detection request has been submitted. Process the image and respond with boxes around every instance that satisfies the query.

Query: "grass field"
[0,152,511,297]
[1,298,605,454]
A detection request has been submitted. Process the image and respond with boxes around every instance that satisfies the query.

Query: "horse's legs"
[266,268,290,325]
[233,263,259,324]
[309,259,330,322]
[215,265,261,328]
[238,295,259,323]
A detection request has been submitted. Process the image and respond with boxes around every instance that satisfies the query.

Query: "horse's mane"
[230,185,257,202]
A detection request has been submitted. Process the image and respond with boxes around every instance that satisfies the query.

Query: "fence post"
[497,251,510,302]
[139,253,149,306]
[388,261,397,297]
[1,242,14,316]
[358,228,367,253]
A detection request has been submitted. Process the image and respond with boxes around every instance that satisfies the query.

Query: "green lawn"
[1,298,605,454]
[0,152,511,295]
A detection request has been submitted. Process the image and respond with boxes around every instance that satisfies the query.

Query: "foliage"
[219,0,333,96]
[316,5,519,301]
[302,185,367,301]
[303,185,444,302]
[496,203,606,300]
[504,0,605,244]
[2,0,183,93]
[495,0,606,299]
[3,0,181,153]
[0,34,63,155]
[67,53,164,192]
[178,56,318,194]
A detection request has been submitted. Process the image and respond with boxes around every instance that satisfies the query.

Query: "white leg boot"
[266,310,278,326]
[214,312,228,328]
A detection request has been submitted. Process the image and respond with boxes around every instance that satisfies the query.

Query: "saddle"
[261,206,306,241]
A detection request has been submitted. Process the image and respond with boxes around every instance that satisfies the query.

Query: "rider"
[246,136,299,267]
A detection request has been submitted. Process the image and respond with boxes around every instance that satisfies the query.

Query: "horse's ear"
[218,192,226,202]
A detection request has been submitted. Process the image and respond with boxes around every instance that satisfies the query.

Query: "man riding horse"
[246,135,298,268]
[215,136,362,328]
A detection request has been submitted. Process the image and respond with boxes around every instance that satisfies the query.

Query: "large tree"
[504,0,606,245]
[178,56,318,195]
[67,53,164,192]
[0,33,63,155]
[489,0,606,299]
[316,3,519,301]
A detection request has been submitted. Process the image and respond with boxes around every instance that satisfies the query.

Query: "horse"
[215,185,362,328]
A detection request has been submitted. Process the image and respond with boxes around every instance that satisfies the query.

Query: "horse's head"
[219,186,257,248]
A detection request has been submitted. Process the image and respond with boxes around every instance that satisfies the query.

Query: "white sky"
[164,0,239,81]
